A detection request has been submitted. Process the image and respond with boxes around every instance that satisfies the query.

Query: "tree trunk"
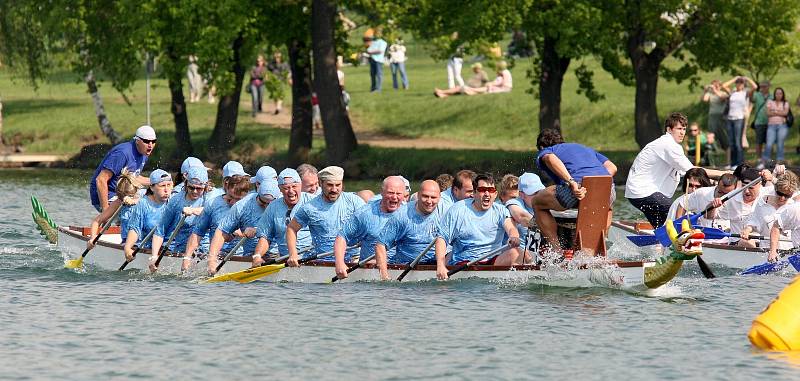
[287,39,313,166]
[0,96,4,146]
[86,70,122,144]
[538,35,570,133]
[311,0,358,165]
[208,34,245,161]
[168,76,193,158]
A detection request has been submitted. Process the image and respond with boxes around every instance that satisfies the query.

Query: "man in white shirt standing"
[626,112,726,228]
[388,37,408,90]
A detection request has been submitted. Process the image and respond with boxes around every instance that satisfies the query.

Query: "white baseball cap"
[135,125,157,141]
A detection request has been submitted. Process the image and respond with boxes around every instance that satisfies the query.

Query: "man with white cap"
[375,179,444,280]
[297,163,320,195]
[286,166,365,267]
[172,157,209,195]
[332,175,406,279]
[251,168,314,266]
[90,125,157,211]
[181,162,251,271]
[149,166,209,272]
[206,180,279,275]
[251,165,278,190]
[504,172,545,263]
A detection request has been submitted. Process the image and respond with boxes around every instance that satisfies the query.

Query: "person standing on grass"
[366,33,387,92]
[751,80,773,169]
[764,87,791,163]
[388,37,409,90]
[626,112,727,228]
[703,80,730,165]
[248,55,267,117]
[721,76,757,169]
[89,125,155,212]
[266,51,291,115]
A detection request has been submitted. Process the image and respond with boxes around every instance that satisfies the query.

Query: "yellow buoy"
[749,275,800,351]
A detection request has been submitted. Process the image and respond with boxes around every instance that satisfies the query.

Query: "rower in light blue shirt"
[438,169,476,211]
[504,172,545,258]
[332,176,406,280]
[123,169,173,262]
[150,167,210,269]
[375,180,445,280]
[172,157,209,195]
[434,173,521,280]
[252,168,313,266]
[286,166,365,268]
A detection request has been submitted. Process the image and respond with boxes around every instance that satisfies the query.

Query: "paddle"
[211,236,249,273]
[626,226,792,246]
[117,227,156,270]
[330,253,377,283]
[396,240,436,282]
[741,253,800,275]
[205,249,337,284]
[151,215,188,268]
[64,203,123,269]
[446,244,511,278]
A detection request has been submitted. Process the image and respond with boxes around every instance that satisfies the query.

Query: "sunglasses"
[476,186,497,194]
[776,190,793,199]
[139,138,157,144]
[187,185,205,192]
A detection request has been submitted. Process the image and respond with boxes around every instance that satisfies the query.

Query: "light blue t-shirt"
[193,194,236,252]
[338,199,397,262]
[118,188,147,243]
[256,193,313,255]
[126,196,169,249]
[218,193,268,255]
[293,192,365,259]
[504,197,534,249]
[155,191,209,253]
[369,38,388,62]
[378,201,445,264]
[436,199,510,264]
[439,188,457,212]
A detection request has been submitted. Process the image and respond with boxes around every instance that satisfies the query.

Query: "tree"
[596,0,800,147]
[312,0,358,164]
[287,39,314,166]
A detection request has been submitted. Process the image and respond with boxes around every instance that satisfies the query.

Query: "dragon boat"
[608,220,795,270]
[32,176,706,290]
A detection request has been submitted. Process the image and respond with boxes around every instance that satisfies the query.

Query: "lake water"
[1,169,798,380]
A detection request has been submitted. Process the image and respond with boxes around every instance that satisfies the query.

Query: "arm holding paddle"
[769,222,782,262]
[87,199,122,250]
[375,243,390,280]
[181,233,201,271]
[285,218,303,267]
[123,230,140,262]
[333,236,351,279]
[435,237,449,280]
[206,228,228,275]
[251,236,271,267]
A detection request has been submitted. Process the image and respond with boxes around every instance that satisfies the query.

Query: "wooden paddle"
[446,244,512,278]
[151,215,188,268]
[118,227,156,270]
[396,240,436,282]
[64,203,123,269]
[330,253,377,283]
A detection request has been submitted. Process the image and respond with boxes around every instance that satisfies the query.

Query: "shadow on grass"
[3,99,86,116]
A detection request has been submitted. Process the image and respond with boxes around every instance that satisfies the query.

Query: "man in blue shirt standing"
[89,125,156,211]
[366,34,387,92]
[376,180,444,280]
[435,174,521,280]
[531,128,617,249]
[286,166,365,267]
[332,176,406,279]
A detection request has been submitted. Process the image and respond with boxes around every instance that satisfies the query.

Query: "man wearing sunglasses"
[434,174,521,280]
[89,125,157,212]
[251,168,314,267]
[532,128,617,250]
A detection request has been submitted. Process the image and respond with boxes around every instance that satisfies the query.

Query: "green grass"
[2,35,800,179]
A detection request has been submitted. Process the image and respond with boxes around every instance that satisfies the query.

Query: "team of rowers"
[85,114,800,281]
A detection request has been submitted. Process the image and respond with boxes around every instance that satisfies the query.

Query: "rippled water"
[1,169,798,380]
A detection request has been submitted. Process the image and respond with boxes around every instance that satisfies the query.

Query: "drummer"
[148,167,208,272]
[123,169,173,261]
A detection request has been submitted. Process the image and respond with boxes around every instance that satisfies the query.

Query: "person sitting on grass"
[434,61,512,98]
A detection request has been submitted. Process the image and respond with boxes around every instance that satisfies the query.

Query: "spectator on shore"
[765,87,791,163]
[266,51,291,115]
[187,55,204,103]
[722,76,757,169]
[466,63,489,88]
[702,79,729,164]
[683,122,716,166]
[752,80,773,169]
[446,32,465,89]
[366,33,387,92]
[248,55,267,117]
[388,38,409,90]
[434,61,512,98]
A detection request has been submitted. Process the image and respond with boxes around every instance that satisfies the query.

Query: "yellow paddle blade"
[204,264,287,284]
[64,257,84,269]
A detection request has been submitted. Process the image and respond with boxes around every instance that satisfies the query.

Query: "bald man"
[375,180,444,280]
[333,176,406,279]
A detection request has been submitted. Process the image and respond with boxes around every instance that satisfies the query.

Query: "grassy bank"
[2,36,800,180]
